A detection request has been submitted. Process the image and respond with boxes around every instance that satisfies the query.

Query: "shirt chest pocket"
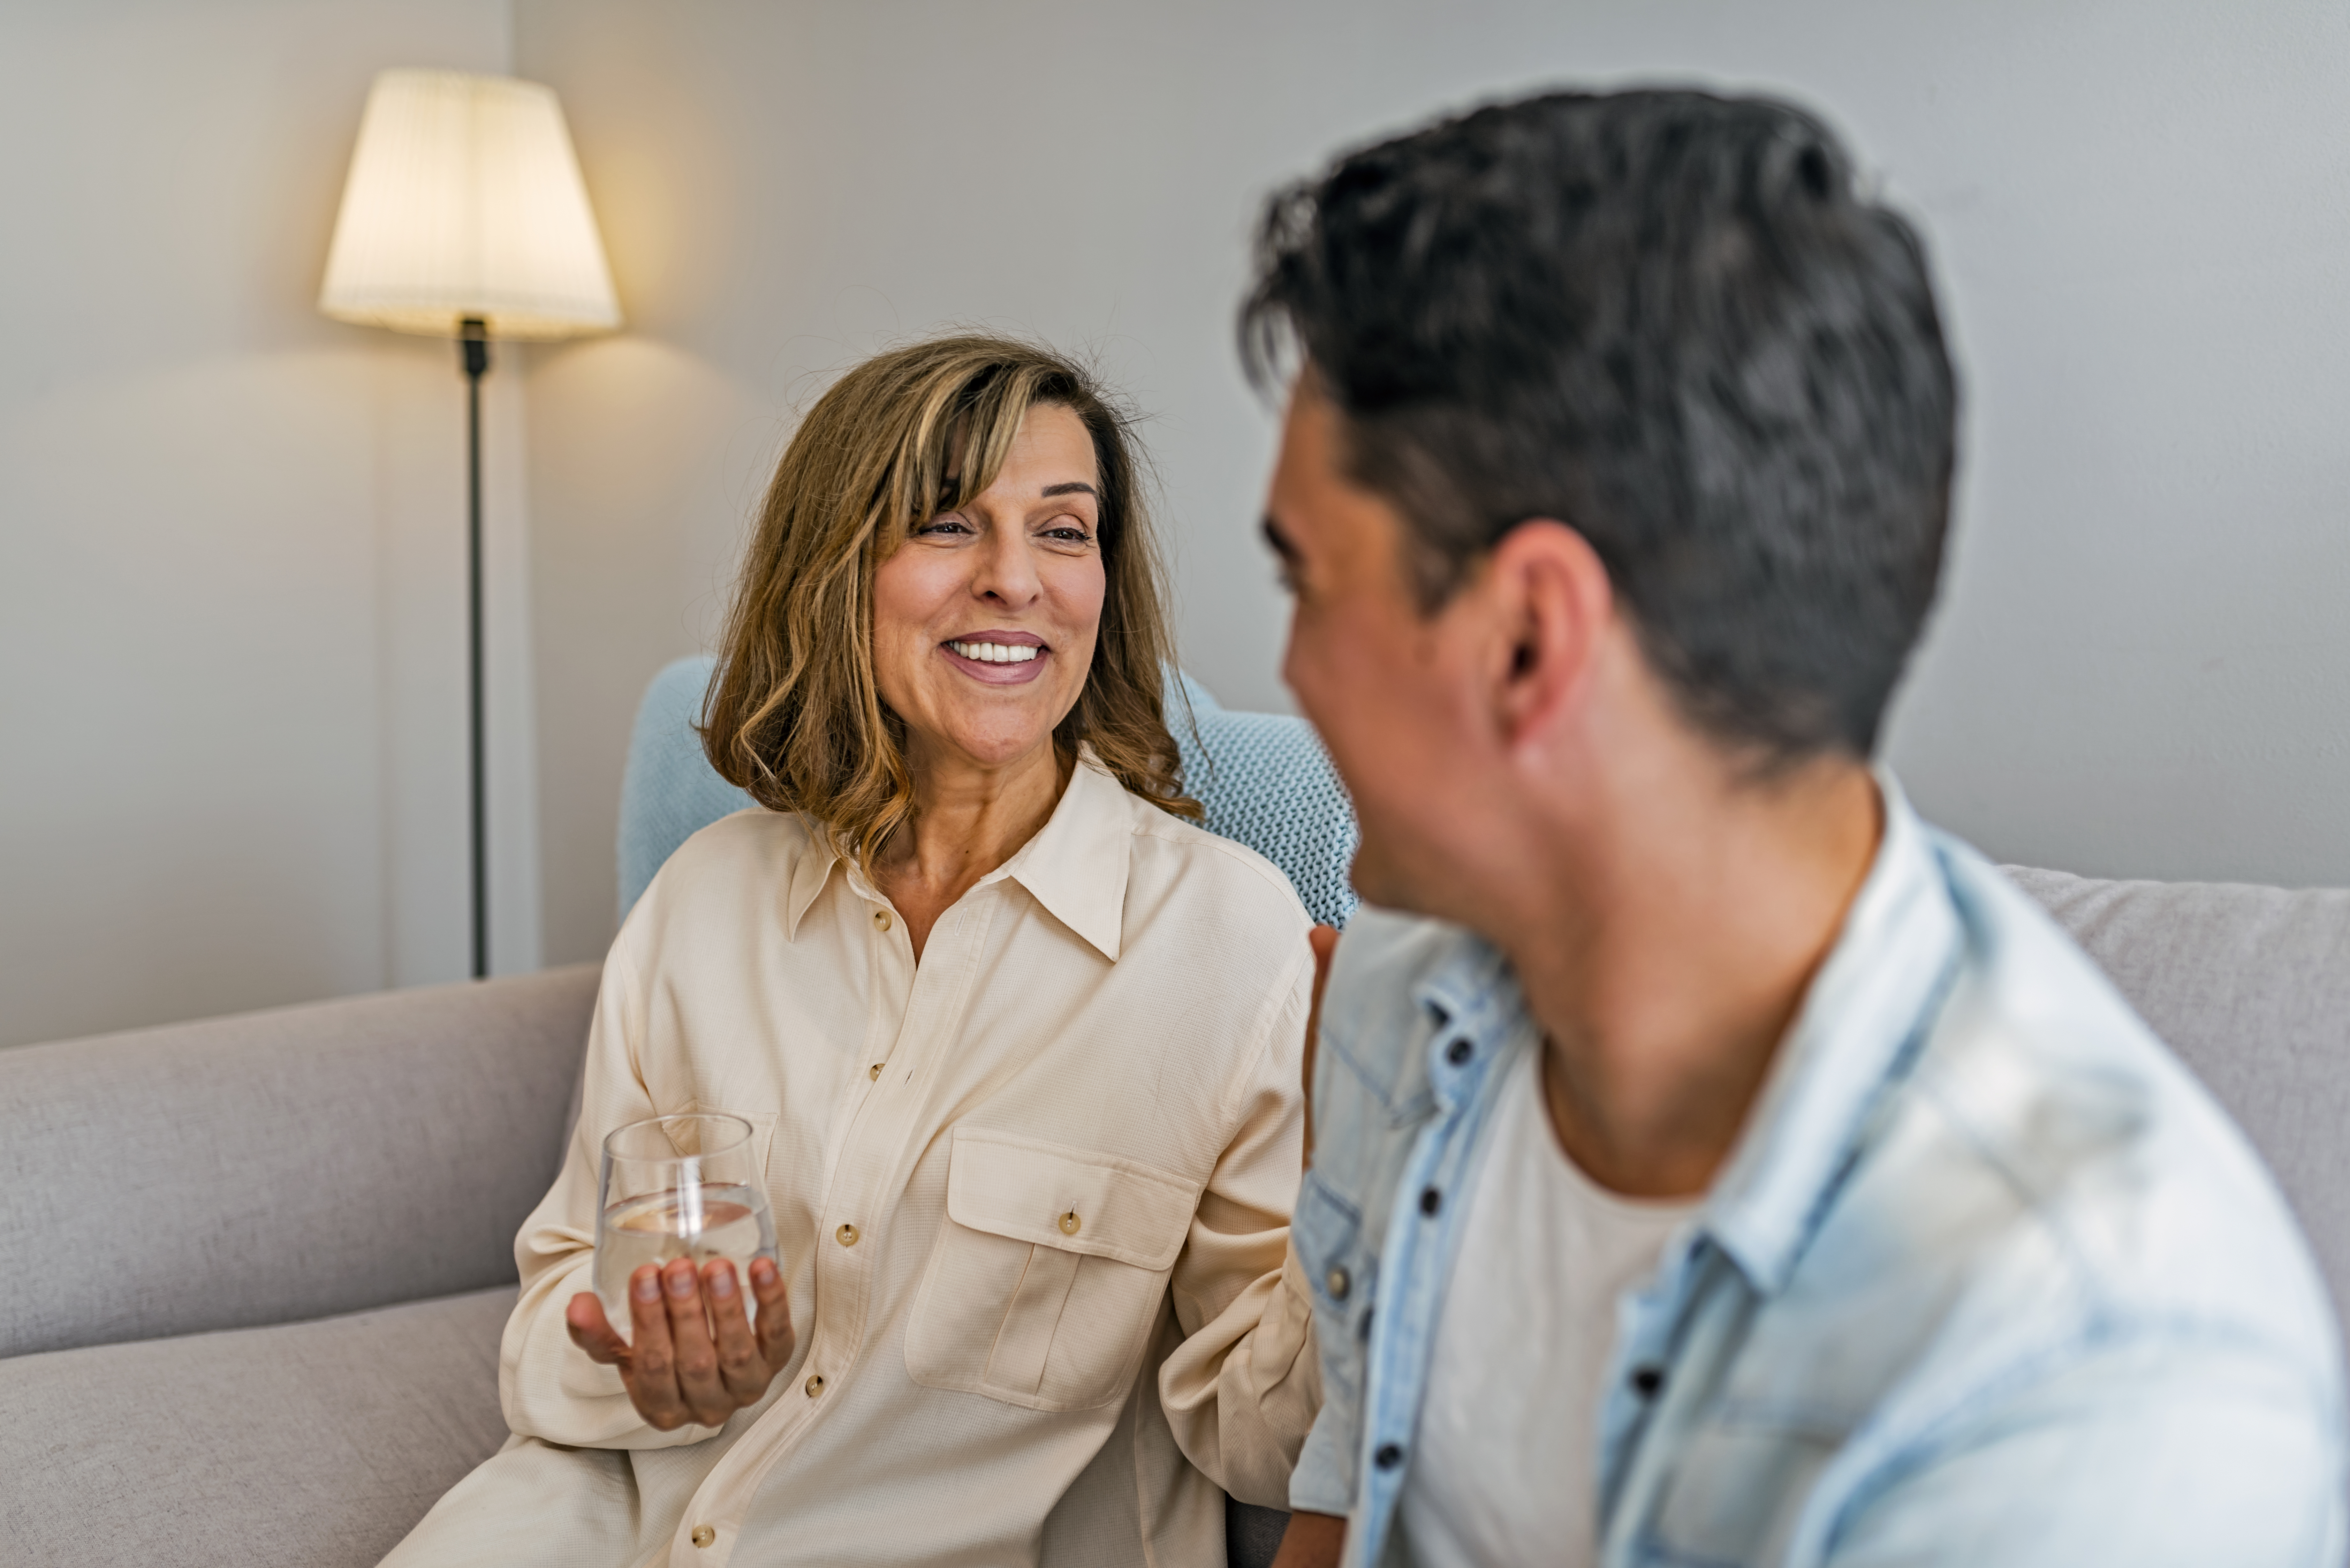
[905,1127,1201,1413]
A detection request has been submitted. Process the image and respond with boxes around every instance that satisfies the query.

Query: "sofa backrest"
[2006,866,2350,1320]
[0,966,599,1358]
[618,656,1361,927]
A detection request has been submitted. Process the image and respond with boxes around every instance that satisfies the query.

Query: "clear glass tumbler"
[594,1112,778,1341]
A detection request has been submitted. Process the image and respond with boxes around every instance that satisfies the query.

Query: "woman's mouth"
[945,639,1041,664]
[940,635,1049,684]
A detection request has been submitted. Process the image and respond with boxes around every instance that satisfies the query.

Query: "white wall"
[9,1,2346,1036]
[514,0,2350,969]
[0,0,543,1049]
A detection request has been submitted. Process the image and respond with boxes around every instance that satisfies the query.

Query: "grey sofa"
[4,865,2348,1566]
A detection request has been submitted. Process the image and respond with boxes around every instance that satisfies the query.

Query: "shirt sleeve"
[1155,934,1324,1510]
[1819,1332,2343,1567]
[495,924,711,1451]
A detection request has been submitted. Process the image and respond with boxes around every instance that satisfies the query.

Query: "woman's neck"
[873,738,1069,960]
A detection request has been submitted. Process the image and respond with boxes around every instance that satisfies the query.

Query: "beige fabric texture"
[0,1287,514,1568]
[383,757,1322,1568]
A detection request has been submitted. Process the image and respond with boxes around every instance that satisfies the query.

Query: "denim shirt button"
[1630,1365,1665,1398]
[1419,1187,1442,1217]
[1374,1443,1405,1470]
[1445,1037,1472,1066]
[1326,1266,1351,1301]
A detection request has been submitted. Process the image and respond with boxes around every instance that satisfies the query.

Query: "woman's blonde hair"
[702,334,1199,870]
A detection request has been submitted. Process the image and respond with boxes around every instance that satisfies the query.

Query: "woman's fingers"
[702,1261,769,1403]
[749,1255,796,1370]
[660,1258,736,1427]
[565,1291,629,1366]
[624,1263,693,1430]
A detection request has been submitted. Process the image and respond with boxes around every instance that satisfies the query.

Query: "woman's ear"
[1484,520,1613,754]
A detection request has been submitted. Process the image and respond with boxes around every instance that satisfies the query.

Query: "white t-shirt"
[1398,1045,1701,1568]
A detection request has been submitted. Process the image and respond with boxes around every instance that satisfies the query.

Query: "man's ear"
[1485,520,1612,751]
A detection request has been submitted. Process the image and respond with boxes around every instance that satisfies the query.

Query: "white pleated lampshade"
[319,69,620,340]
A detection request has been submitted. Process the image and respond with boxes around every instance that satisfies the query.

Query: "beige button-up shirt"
[386,755,1320,1568]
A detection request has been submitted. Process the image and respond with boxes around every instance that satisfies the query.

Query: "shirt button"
[1419,1187,1442,1217]
[873,908,892,931]
[1058,1210,1081,1236]
[1325,1266,1350,1301]
[690,1525,716,1548]
[805,1373,825,1397]
[868,1063,883,1080]
[1445,1038,1472,1066]
[837,1223,859,1247]
[1631,1365,1665,1398]
[1374,1443,1405,1470]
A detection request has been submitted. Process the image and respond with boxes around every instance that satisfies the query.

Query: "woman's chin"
[907,714,1065,778]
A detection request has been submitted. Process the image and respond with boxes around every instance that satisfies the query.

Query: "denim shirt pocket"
[1294,1172,1376,1347]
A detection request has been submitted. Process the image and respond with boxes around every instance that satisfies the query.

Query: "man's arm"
[1270,1511,1346,1568]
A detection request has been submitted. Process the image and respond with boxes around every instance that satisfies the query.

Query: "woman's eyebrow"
[1039,481,1098,499]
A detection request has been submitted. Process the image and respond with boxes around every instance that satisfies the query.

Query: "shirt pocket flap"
[946,1127,1201,1272]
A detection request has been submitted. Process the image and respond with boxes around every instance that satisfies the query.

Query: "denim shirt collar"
[1697,770,1964,1294]
[1400,770,1963,1293]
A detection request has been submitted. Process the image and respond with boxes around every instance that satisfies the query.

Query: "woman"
[384,336,1319,1568]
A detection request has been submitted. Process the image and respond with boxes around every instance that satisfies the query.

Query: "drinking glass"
[594,1112,779,1341]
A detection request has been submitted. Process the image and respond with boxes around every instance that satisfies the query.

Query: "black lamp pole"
[461,316,490,981]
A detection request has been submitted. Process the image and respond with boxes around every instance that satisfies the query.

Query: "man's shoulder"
[1847,832,2341,1388]
[1316,908,1505,1104]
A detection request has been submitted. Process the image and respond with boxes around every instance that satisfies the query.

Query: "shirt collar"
[778,746,1133,962]
[1697,769,1965,1294]
[991,747,1132,962]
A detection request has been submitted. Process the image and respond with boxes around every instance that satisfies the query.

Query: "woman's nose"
[971,524,1042,606]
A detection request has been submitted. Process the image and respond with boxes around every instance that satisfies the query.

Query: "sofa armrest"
[0,966,597,1359]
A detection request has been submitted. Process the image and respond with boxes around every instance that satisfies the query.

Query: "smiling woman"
[375,336,1322,1568]
[703,335,1198,882]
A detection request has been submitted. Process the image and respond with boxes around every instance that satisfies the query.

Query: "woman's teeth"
[948,640,1041,664]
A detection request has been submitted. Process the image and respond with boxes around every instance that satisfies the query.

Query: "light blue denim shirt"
[1290,776,2346,1567]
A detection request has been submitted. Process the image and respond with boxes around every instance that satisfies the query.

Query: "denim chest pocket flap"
[906,1128,1202,1411]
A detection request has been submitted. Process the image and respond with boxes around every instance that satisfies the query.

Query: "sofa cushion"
[0,1286,514,1568]
[0,967,595,1358]
[2007,866,2350,1317]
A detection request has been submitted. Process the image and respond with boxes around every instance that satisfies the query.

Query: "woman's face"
[871,402,1106,777]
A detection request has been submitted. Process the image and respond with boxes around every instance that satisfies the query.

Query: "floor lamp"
[318,70,620,979]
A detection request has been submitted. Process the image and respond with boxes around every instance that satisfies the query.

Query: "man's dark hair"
[1242,88,1957,764]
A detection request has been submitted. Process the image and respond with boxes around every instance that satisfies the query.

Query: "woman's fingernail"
[666,1266,695,1298]
[709,1265,736,1298]
[633,1270,661,1302]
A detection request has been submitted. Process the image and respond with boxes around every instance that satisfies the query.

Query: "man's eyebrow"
[1040,481,1098,499]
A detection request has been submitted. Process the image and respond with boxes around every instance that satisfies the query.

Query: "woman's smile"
[942,631,1049,683]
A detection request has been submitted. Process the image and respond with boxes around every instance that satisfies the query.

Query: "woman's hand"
[565,1256,796,1431]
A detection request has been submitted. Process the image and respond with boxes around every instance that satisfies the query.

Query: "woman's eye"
[918,516,973,537]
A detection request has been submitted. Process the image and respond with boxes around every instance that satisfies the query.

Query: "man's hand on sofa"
[565,1256,797,1430]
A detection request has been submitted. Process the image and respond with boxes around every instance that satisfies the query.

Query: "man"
[1249,90,2345,1568]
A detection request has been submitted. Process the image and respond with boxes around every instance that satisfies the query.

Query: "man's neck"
[1498,752,1884,1200]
